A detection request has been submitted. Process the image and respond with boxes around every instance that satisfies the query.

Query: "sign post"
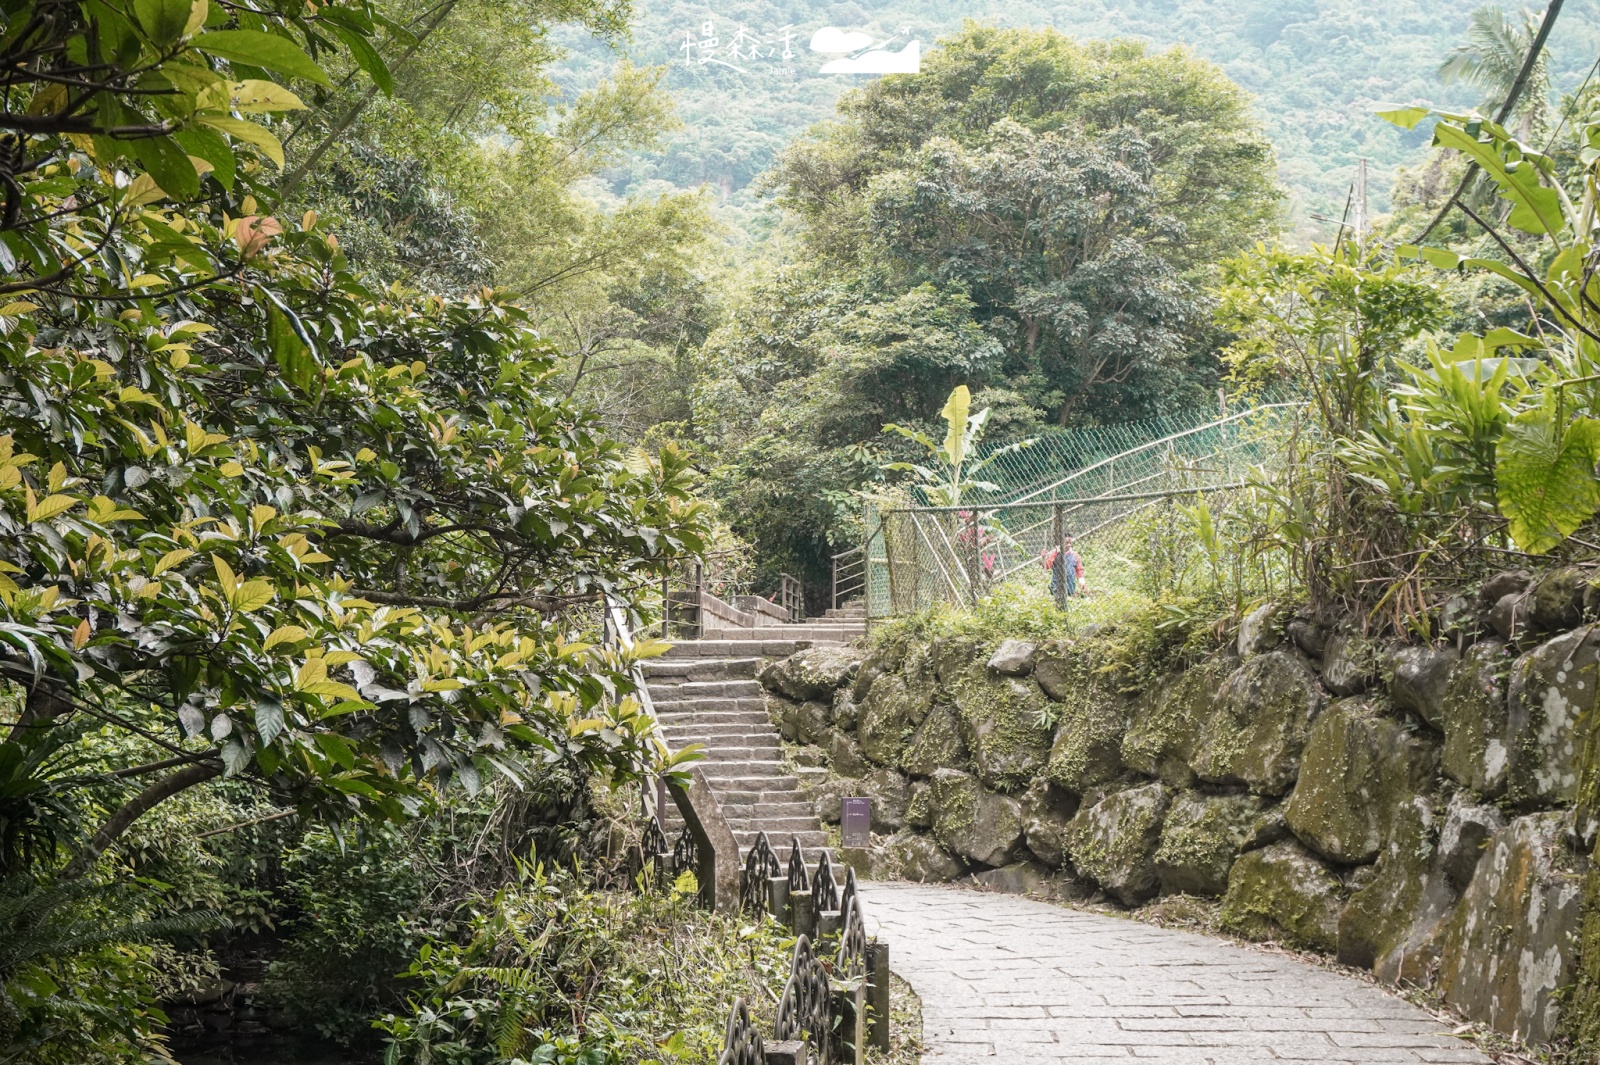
[841,797,871,848]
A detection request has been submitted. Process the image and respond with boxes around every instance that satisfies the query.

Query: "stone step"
[656,700,769,715]
[664,639,817,658]
[704,626,863,640]
[665,744,782,762]
[656,703,768,722]
[642,658,762,680]
[663,730,786,748]
[716,788,815,805]
[652,679,764,698]
[696,762,789,779]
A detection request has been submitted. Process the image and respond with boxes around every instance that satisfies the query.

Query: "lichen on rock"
[887,830,968,882]
[1337,796,1455,979]
[1153,791,1266,897]
[1221,839,1344,953]
[1064,782,1171,906]
[1438,811,1585,1045]
[1505,628,1600,808]
[1192,651,1325,796]
[928,767,1024,868]
[1438,638,1513,797]
[1284,698,1439,865]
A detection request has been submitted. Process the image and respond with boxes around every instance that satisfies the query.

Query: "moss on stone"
[950,668,1052,793]
[1192,651,1325,797]
[1283,699,1439,865]
[1121,659,1235,786]
[1153,791,1265,897]
[856,670,934,767]
[1064,782,1171,906]
[1220,840,1344,953]
[900,703,969,778]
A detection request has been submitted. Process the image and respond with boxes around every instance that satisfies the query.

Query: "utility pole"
[1353,158,1369,247]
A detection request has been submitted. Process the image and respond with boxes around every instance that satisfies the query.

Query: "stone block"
[1504,628,1600,807]
[1192,651,1326,797]
[928,767,1024,868]
[1287,618,1329,658]
[1221,840,1344,953]
[1322,630,1380,695]
[1121,658,1233,787]
[862,767,909,832]
[1237,601,1283,657]
[759,646,862,701]
[1438,812,1584,1044]
[857,671,933,768]
[1154,791,1267,897]
[1338,797,1456,978]
[1488,592,1530,641]
[1387,644,1457,729]
[987,638,1038,676]
[887,830,967,883]
[1019,778,1079,870]
[1439,639,1513,796]
[823,729,871,779]
[1529,566,1587,633]
[969,860,1086,900]
[1479,569,1534,608]
[899,704,968,778]
[1284,699,1439,865]
[1437,795,1505,891]
[1064,782,1171,906]
[1045,698,1127,793]
[953,673,1052,792]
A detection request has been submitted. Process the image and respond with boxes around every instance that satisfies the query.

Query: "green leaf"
[1496,404,1600,553]
[1397,244,1461,270]
[195,114,284,167]
[1376,105,1430,130]
[267,304,314,392]
[228,579,275,612]
[131,135,199,201]
[1432,122,1565,237]
[939,384,972,465]
[330,24,392,94]
[193,30,331,86]
[174,126,235,189]
[134,0,192,45]
[255,699,284,745]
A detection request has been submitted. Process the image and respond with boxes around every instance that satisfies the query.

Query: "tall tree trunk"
[62,762,223,879]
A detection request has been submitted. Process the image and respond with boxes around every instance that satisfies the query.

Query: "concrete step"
[717,788,816,805]
[664,639,817,658]
[657,706,775,723]
[704,626,863,639]
[652,679,764,698]
[664,730,785,748]
[642,658,762,681]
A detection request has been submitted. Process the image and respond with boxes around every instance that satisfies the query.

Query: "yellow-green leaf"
[213,555,238,597]
[26,491,78,524]
[264,624,309,649]
[196,115,286,166]
[153,547,195,575]
[229,579,275,612]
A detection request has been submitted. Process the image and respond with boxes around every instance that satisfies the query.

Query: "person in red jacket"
[1042,533,1084,606]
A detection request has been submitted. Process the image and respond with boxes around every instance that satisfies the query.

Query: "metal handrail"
[831,546,866,611]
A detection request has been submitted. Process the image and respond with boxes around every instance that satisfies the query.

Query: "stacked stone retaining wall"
[756,566,1600,1049]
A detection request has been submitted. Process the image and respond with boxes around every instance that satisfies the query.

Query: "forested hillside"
[557,0,1600,230]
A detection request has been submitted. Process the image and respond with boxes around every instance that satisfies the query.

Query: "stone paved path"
[862,882,1490,1064]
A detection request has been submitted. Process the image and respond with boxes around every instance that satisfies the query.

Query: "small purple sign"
[842,796,872,848]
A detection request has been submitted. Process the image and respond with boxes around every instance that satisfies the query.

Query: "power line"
[1411,0,1566,245]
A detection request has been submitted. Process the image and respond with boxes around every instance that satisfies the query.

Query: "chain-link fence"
[864,403,1305,619]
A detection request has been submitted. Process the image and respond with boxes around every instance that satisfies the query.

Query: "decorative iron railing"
[722,833,891,1063]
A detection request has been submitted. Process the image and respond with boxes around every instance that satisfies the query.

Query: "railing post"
[867,940,891,1051]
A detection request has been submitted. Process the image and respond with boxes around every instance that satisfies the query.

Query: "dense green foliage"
[670,26,1280,599]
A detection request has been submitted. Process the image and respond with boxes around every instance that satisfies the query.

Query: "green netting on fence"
[866,396,1307,620]
[940,386,1299,504]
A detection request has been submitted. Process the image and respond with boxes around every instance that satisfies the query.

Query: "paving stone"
[864,881,1490,1065]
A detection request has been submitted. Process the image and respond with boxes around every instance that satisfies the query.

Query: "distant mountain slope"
[555,0,1600,231]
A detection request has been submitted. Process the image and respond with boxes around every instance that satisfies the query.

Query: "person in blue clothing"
[1043,533,1084,606]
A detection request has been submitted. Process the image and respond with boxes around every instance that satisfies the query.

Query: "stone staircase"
[645,613,865,857]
